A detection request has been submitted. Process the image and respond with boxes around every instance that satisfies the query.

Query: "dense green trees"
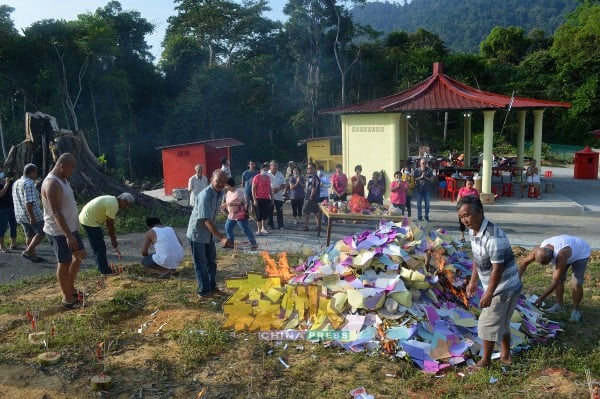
[351,0,577,53]
[0,0,599,180]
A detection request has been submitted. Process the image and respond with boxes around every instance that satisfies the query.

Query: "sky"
[3,0,288,61]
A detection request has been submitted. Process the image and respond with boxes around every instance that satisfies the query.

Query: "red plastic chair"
[502,182,514,197]
[544,170,553,178]
[446,177,459,202]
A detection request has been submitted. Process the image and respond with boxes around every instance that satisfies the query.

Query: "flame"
[376,324,397,355]
[261,252,293,282]
[433,251,469,308]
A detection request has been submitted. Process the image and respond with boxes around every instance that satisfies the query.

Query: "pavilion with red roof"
[320,62,570,201]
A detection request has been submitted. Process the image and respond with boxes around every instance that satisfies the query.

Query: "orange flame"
[433,251,469,307]
[261,252,293,282]
[376,324,397,355]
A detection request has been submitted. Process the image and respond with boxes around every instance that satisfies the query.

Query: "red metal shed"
[157,138,243,195]
[573,146,599,180]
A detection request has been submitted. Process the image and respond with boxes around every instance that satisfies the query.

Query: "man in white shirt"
[268,160,286,230]
[188,164,208,207]
[519,235,591,322]
[141,217,185,278]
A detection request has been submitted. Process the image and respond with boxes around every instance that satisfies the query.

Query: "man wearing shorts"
[519,235,591,322]
[41,153,87,309]
[12,163,46,263]
[458,195,522,369]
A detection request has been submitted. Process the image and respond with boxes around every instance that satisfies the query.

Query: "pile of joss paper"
[223,219,562,372]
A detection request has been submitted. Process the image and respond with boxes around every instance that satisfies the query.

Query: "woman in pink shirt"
[456,177,479,242]
[251,162,273,235]
[222,177,258,250]
[389,171,409,215]
[331,163,348,201]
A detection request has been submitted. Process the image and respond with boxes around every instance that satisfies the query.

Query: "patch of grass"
[169,320,232,366]
[95,287,147,322]
[0,274,57,298]
[0,249,599,398]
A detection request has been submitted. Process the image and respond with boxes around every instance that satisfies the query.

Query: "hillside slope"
[351,0,578,53]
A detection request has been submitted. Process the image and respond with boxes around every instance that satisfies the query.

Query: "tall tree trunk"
[332,5,360,106]
[89,62,102,154]
[54,45,89,133]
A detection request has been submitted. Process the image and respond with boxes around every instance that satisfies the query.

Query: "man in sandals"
[41,153,87,309]
[12,163,46,263]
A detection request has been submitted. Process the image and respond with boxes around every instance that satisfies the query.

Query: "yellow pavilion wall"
[341,113,403,198]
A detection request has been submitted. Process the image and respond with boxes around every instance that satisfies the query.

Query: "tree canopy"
[0,0,599,181]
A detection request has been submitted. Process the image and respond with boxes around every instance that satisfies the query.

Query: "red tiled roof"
[320,62,570,114]
[156,138,244,150]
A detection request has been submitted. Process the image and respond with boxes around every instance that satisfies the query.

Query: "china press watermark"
[257,330,351,341]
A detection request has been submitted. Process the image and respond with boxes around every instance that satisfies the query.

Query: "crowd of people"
[2,154,591,374]
[188,158,438,241]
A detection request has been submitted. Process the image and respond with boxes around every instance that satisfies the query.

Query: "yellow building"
[320,62,570,203]
[299,136,343,172]
[340,113,407,188]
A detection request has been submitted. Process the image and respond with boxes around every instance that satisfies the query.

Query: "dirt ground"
[1,246,595,398]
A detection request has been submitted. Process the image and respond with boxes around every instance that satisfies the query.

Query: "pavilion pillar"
[399,113,409,163]
[463,112,472,168]
[516,110,527,169]
[481,110,496,197]
[341,115,350,174]
[532,109,544,165]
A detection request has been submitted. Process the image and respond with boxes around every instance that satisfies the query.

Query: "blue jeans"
[82,224,111,274]
[0,208,17,238]
[190,240,217,296]
[415,190,431,220]
[225,218,257,246]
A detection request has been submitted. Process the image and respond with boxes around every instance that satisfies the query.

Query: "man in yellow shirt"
[79,193,135,275]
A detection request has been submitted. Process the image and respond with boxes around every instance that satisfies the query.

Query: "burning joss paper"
[223,220,562,371]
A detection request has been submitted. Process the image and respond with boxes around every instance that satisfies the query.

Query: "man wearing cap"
[518,235,591,322]
[79,192,135,275]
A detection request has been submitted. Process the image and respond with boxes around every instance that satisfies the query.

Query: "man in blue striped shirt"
[457,196,522,369]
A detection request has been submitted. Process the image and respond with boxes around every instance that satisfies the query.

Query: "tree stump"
[3,112,172,208]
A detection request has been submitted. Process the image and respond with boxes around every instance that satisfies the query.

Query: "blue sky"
[3,0,288,61]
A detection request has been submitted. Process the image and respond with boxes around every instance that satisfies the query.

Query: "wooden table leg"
[326,219,333,246]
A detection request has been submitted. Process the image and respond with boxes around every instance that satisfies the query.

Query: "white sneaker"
[569,309,581,322]
[544,303,564,313]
